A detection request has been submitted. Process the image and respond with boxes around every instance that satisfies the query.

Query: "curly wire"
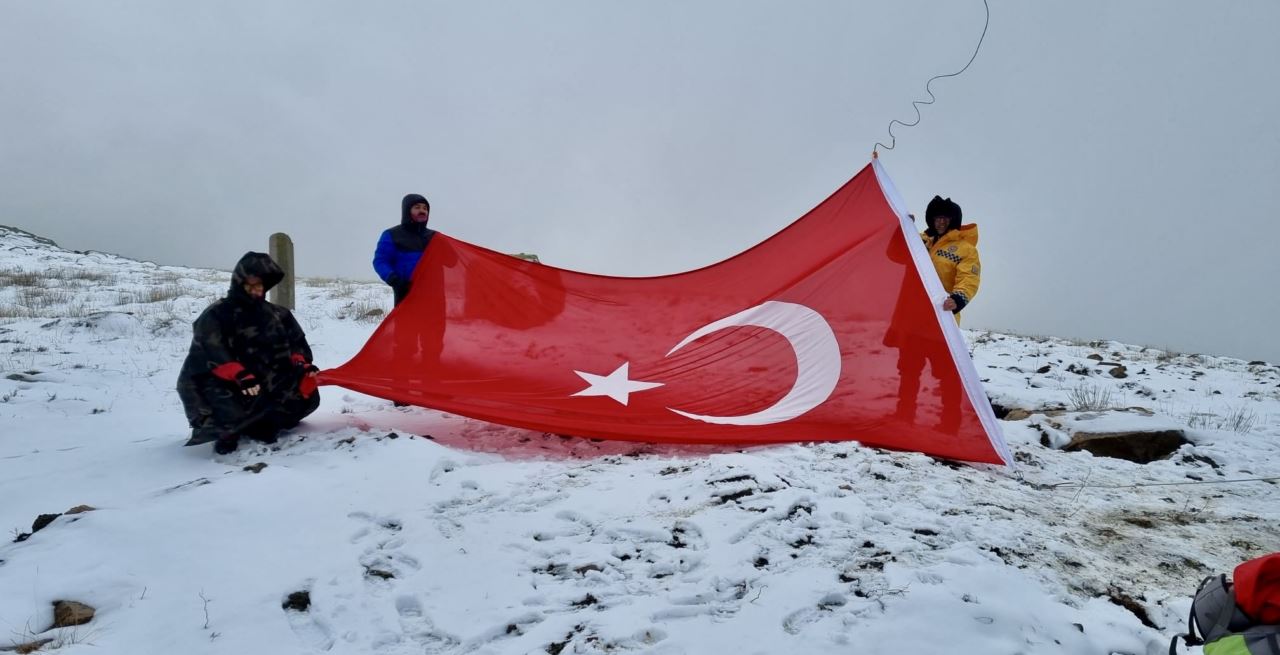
[874,0,990,156]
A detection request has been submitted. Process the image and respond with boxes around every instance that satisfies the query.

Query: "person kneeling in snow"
[177,252,320,454]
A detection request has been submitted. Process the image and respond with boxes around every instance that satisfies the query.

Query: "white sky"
[2,1,1277,363]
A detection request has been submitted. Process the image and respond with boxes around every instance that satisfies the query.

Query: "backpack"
[1171,553,1280,654]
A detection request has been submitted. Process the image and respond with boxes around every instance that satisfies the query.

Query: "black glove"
[387,275,411,297]
[214,436,239,455]
[233,370,260,395]
[948,293,969,313]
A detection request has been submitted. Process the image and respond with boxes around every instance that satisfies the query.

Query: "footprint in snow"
[782,593,848,635]
[283,588,335,651]
[395,594,460,651]
[347,512,418,583]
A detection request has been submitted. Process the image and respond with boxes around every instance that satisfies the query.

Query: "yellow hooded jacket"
[921,223,981,323]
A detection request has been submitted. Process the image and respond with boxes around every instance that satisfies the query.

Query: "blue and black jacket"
[373,193,436,305]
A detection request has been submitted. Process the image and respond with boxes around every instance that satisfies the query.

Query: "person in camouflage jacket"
[177,252,320,454]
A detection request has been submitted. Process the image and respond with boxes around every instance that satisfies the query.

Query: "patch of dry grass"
[1067,382,1115,412]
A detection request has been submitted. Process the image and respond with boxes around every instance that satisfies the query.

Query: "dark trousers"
[179,374,320,445]
[391,287,445,366]
[894,338,961,432]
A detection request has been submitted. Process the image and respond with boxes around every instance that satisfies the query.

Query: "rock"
[51,600,95,628]
[1004,409,1033,421]
[1066,363,1091,376]
[282,591,311,612]
[64,505,95,515]
[243,463,268,474]
[1086,354,1103,361]
[1108,365,1129,379]
[1035,364,1052,374]
[31,514,60,533]
[1064,430,1190,464]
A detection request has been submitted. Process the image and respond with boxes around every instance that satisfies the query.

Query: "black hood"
[401,193,430,229]
[391,193,434,252]
[924,195,963,237]
[229,251,284,300]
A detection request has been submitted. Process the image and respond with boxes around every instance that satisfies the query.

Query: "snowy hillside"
[1,225,1278,654]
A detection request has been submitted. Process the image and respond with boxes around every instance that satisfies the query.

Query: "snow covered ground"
[1,224,1277,654]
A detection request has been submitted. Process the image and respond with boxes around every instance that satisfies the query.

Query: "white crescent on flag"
[664,301,841,425]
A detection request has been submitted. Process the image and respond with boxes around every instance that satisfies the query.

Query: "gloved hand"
[291,354,320,375]
[387,275,411,298]
[233,370,261,396]
[214,436,239,455]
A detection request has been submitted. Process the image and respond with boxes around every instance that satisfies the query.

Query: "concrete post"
[268,232,295,309]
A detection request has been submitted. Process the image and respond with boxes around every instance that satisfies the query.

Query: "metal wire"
[873,0,991,156]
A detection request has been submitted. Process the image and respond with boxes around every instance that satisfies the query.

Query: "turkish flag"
[319,161,1010,464]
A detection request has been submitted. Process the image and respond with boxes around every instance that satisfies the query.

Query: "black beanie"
[924,195,962,226]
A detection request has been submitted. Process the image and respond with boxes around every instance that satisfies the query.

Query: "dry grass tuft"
[1067,383,1114,412]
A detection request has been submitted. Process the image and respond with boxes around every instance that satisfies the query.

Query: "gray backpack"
[1171,573,1280,654]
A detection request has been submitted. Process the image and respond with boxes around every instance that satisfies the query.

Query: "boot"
[213,436,239,455]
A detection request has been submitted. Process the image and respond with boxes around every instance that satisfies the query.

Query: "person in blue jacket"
[372,194,444,404]
[373,193,436,306]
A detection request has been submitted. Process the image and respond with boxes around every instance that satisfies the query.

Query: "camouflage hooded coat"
[176,252,315,430]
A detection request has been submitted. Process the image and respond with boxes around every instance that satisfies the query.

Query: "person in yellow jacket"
[923,195,981,320]
[890,195,981,433]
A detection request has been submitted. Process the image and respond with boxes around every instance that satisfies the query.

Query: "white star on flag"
[571,362,663,406]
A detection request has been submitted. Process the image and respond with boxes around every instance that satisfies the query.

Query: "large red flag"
[320,161,1010,464]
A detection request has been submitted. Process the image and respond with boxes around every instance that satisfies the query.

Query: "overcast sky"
[3,1,1277,363]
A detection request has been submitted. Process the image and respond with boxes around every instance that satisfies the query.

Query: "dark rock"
[51,600,95,628]
[64,505,95,515]
[1064,430,1190,464]
[571,594,598,608]
[282,591,311,612]
[1086,354,1103,361]
[1036,364,1052,374]
[243,463,267,474]
[1107,365,1128,379]
[574,563,603,576]
[1181,453,1221,469]
[365,568,395,580]
[31,514,60,533]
